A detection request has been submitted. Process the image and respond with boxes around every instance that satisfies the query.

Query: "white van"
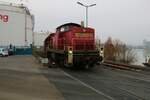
[0,48,9,56]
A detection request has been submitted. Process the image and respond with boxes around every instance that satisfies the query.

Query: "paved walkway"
[0,55,64,100]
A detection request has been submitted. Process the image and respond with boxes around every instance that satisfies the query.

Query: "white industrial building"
[0,2,34,46]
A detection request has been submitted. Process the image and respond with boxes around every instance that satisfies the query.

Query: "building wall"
[0,4,34,46]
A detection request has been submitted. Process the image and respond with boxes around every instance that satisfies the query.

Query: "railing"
[73,38,95,50]
[57,38,95,51]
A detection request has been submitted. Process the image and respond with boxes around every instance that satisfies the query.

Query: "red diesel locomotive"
[44,23,101,68]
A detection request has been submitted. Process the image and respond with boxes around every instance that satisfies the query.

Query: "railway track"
[62,70,116,100]
[61,68,147,100]
[102,61,150,71]
[38,57,150,100]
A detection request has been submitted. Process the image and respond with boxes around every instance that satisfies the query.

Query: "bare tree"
[95,38,101,50]
[104,37,115,60]
[113,39,137,64]
[104,37,137,64]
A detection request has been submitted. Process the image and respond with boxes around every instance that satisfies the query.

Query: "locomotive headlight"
[100,50,103,54]
[68,50,73,64]
[69,51,73,54]
[100,47,104,56]
[68,46,73,64]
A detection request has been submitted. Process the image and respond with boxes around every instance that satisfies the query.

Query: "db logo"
[0,14,9,22]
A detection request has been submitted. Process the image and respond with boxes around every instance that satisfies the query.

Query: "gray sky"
[3,0,150,45]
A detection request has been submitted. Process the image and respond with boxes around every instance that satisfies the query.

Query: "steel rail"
[102,61,149,71]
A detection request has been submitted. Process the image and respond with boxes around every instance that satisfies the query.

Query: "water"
[134,49,145,65]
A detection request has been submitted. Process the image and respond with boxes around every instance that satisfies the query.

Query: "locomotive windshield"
[60,26,69,32]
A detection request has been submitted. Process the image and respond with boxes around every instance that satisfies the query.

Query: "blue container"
[14,47,32,55]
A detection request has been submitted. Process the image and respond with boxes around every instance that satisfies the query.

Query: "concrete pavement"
[0,55,64,100]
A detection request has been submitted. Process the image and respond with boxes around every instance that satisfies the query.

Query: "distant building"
[34,31,50,46]
[0,2,34,46]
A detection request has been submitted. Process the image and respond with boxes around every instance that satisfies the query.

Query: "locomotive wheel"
[48,58,56,68]
[84,63,95,69]
[85,65,89,69]
[63,58,68,67]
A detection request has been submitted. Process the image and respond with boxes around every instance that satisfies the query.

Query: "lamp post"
[77,2,96,27]
[24,6,27,46]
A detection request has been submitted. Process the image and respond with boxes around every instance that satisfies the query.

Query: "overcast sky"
[2,0,150,45]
